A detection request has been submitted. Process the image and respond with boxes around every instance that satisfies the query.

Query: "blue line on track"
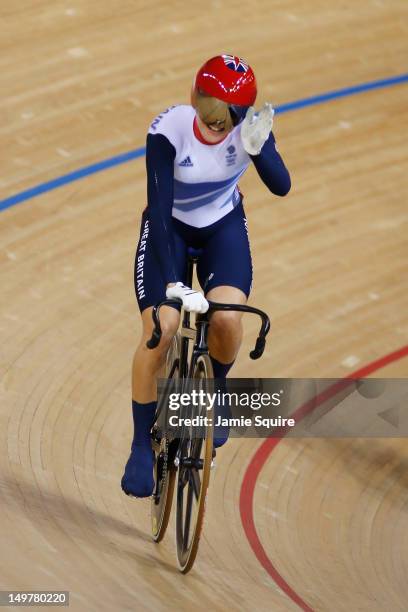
[1,73,407,213]
[0,148,146,212]
[275,73,408,113]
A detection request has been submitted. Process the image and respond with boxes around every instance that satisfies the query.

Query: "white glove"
[166,282,209,313]
[241,103,275,155]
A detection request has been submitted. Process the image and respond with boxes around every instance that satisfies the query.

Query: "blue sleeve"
[250,132,291,196]
[145,132,178,284]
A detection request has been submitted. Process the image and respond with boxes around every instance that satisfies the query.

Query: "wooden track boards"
[1,1,407,610]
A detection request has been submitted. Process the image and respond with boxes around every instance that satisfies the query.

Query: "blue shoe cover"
[121,442,154,497]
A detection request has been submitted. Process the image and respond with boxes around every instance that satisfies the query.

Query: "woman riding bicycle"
[122,54,291,497]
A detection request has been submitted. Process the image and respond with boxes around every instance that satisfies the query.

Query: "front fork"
[187,316,211,377]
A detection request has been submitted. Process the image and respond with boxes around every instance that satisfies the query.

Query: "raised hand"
[241,103,275,156]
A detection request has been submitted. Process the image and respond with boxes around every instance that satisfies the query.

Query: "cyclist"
[122,54,291,497]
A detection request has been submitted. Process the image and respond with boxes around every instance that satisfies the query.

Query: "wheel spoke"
[190,467,201,500]
[181,469,189,487]
[183,479,194,549]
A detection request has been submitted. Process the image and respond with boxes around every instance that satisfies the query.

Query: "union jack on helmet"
[222,54,250,73]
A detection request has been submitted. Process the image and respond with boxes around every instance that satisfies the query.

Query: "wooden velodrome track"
[1,1,407,610]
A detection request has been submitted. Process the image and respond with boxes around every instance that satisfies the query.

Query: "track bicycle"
[147,249,270,573]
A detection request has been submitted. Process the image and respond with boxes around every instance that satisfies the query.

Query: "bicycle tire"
[175,353,214,573]
[151,333,180,542]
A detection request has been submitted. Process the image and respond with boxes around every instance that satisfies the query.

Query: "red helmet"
[194,54,257,105]
[192,54,257,128]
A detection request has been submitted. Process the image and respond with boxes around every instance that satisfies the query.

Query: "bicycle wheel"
[151,333,180,543]
[175,353,214,573]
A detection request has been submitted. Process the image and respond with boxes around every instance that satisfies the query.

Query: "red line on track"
[239,344,408,612]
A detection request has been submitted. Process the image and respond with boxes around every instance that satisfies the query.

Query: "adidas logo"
[179,156,193,167]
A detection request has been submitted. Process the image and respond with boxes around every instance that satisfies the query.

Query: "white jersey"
[148,105,251,228]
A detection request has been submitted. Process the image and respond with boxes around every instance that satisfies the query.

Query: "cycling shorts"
[134,201,253,312]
